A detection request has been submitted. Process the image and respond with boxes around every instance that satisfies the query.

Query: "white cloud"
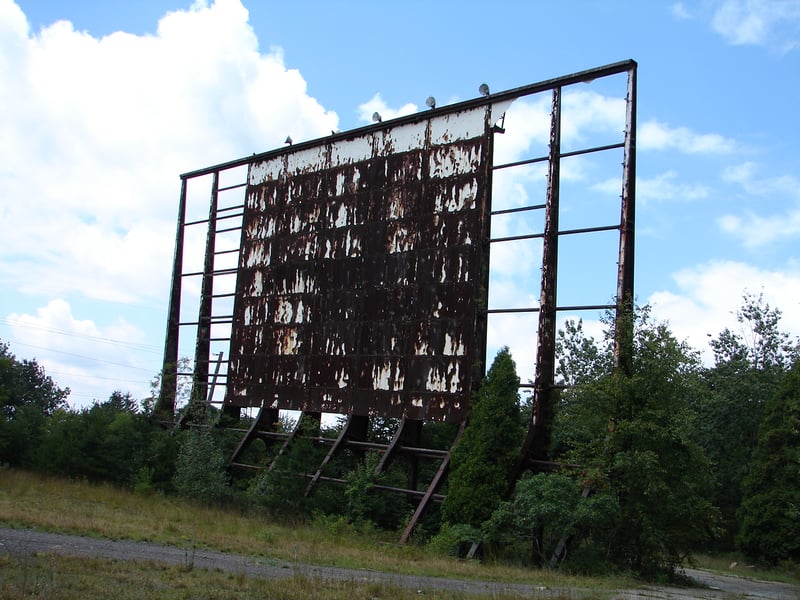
[357,93,417,123]
[0,0,338,306]
[671,3,693,19]
[649,260,800,363]
[640,120,738,154]
[639,171,710,202]
[561,89,627,144]
[486,311,539,386]
[6,299,158,406]
[494,96,551,165]
[592,171,709,203]
[719,208,800,248]
[722,161,800,198]
[719,161,800,247]
[711,0,800,51]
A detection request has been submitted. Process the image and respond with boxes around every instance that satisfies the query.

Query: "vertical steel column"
[517,87,562,469]
[473,104,497,389]
[155,178,188,420]
[191,171,219,407]
[615,64,637,376]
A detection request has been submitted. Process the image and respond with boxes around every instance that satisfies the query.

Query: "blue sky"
[1,0,799,409]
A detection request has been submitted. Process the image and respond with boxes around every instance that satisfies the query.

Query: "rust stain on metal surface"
[225,106,498,421]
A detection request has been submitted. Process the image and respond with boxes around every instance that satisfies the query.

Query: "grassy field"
[0,468,620,598]
[692,553,800,586]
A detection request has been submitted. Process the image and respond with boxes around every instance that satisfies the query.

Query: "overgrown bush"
[343,451,408,530]
[172,428,231,504]
[428,522,482,557]
[483,473,618,570]
[247,421,324,517]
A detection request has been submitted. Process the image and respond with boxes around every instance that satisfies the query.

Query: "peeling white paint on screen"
[230,103,499,420]
[377,120,427,155]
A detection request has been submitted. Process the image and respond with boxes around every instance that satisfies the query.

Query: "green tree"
[483,472,618,568]
[37,391,153,485]
[694,293,798,548]
[342,450,408,529]
[441,347,523,529]
[737,358,800,564]
[0,340,70,467]
[550,308,718,575]
[0,340,70,419]
[247,417,327,517]
[172,427,231,504]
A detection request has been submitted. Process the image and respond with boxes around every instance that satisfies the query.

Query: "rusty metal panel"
[225,105,499,421]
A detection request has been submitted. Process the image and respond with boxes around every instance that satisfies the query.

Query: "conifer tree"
[442,347,522,528]
[737,358,800,564]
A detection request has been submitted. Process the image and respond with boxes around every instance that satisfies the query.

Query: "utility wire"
[1,318,161,353]
[46,370,154,385]
[4,339,156,372]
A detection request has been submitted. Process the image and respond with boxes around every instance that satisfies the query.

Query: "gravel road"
[2,527,798,599]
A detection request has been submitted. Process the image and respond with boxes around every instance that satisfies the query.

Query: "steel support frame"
[156,59,637,543]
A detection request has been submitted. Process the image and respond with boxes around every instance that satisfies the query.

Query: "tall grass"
[2,553,593,599]
[0,468,621,591]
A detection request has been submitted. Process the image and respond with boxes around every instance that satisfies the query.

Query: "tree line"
[1,292,798,577]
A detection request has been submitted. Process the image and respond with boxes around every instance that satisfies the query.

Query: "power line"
[46,370,154,385]
[1,318,162,353]
[4,339,156,372]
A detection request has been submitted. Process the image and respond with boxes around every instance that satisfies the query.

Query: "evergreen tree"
[37,391,154,485]
[737,358,800,564]
[549,308,718,575]
[695,293,798,548]
[441,347,523,528]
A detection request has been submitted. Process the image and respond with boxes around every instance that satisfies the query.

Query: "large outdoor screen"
[224,104,508,421]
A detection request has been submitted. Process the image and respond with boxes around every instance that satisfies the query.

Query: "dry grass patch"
[1,553,595,599]
[0,468,623,592]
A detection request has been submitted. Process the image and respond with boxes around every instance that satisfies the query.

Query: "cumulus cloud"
[722,161,800,198]
[639,171,710,202]
[0,0,338,306]
[357,93,417,124]
[718,161,800,247]
[6,299,158,404]
[710,0,800,51]
[649,260,800,363]
[640,120,738,154]
[720,209,800,248]
[0,0,342,406]
[592,171,709,203]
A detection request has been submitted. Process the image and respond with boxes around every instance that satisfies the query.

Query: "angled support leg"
[305,414,368,497]
[399,419,466,544]
[228,401,279,468]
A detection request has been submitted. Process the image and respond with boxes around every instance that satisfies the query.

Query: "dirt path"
[2,527,798,598]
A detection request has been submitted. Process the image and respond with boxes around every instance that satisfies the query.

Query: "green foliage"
[737,358,800,564]
[172,427,231,504]
[0,340,70,419]
[551,307,718,575]
[247,420,325,517]
[427,522,483,557]
[0,340,70,467]
[442,347,523,529]
[36,392,153,486]
[694,293,799,548]
[556,319,614,387]
[343,451,407,529]
[484,473,618,569]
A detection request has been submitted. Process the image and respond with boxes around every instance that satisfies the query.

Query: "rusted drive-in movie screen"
[225,104,509,421]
